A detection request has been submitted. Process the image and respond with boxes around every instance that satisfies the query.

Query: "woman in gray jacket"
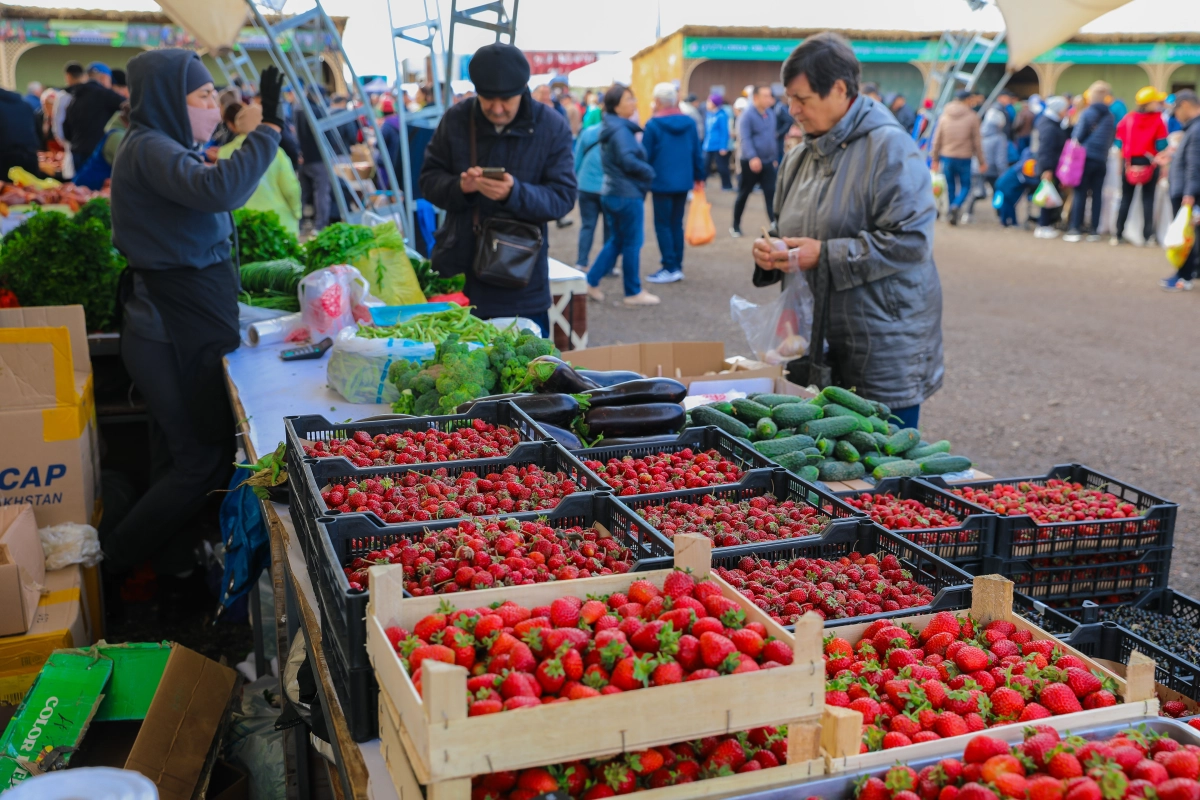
[751,33,943,427]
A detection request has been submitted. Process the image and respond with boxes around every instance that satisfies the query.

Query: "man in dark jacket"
[63,62,125,172]
[0,87,43,177]
[1064,81,1116,241]
[1033,96,1070,238]
[644,83,704,285]
[1164,90,1200,290]
[732,85,781,237]
[885,92,917,135]
[420,43,576,334]
[295,90,333,231]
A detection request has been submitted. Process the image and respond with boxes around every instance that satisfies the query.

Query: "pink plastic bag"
[298,264,378,338]
[1056,139,1086,187]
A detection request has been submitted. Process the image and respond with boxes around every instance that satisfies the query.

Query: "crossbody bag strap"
[470,102,481,234]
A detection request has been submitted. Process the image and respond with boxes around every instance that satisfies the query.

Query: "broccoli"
[391,389,415,415]
[515,332,557,360]
[387,358,422,390]
[414,390,441,415]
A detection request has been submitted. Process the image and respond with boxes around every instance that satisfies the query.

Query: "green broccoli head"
[411,364,443,396]
[414,390,442,415]
[515,334,559,360]
[388,358,423,390]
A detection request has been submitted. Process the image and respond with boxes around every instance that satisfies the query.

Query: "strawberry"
[990,686,1025,721]
[956,784,999,800]
[603,762,637,794]
[549,597,581,628]
[1025,775,1066,800]
[627,748,664,776]
[627,580,659,606]
[953,645,988,673]
[1064,667,1102,699]
[584,784,618,799]
[516,768,558,794]
[1155,779,1200,800]
[580,599,607,626]
[1039,682,1082,715]
[1018,702,1052,722]
[1157,750,1200,780]
[651,660,684,686]
[1082,690,1116,709]
[964,735,1011,764]
[535,656,566,694]
[921,612,964,642]
[704,739,747,772]
[409,644,456,671]
[663,568,696,600]
[730,628,765,658]
[610,654,656,691]
[1022,732,1059,768]
[414,613,448,641]
[762,639,794,665]
[1047,752,1083,780]
[1163,700,1190,718]
[934,712,968,739]
[883,731,913,749]
[857,777,891,800]
[699,631,737,668]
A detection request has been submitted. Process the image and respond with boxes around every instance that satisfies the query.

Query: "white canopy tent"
[996,0,1137,68]
[154,0,248,52]
[569,51,633,88]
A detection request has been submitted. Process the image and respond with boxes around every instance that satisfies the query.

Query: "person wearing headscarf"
[1012,94,1038,152]
[1033,96,1070,238]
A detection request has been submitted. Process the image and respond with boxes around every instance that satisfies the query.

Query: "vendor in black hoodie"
[107,50,284,609]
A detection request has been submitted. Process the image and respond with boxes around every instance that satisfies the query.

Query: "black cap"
[111,68,126,87]
[469,43,530,98]
[955,89,971,101]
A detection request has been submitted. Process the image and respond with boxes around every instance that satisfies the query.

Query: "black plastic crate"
[1063,621,1200,703]
[324,629,377,743]
[707,519,974,631]
[1012,591,1090,636]
[930,464,1177,560]
[981,546,1171,602]
[833,477,996,565]
[311,493,673,678]
[574,426,776,488]
[614,467,864,555]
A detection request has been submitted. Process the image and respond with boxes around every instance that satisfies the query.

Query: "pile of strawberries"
[824,610,1121,752]
[319,465,583,522]
[473,727,789,800]
[952,480,1142,524]
[634,494,830,548]
[386,571,794,714]
[715,552,935,625]
[843,492,963,531]
[303,420,521,467]
[854,727,1200,800]
[581,449,745,496]
[341,518,637,593]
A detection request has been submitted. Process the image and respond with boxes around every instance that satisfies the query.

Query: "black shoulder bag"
[469,105,544,289]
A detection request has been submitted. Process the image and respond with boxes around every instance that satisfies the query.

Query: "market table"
[548,257,588,349]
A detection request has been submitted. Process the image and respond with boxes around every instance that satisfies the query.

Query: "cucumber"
[708,400,734,416]
[819,405,874,433]
[919,455,973,475]
[820,386,877,418]
[819,460,866,482]
[756,417,778,440]
[800,416,860,439]
[872,431,890,449]
[731,398,772,424]
[883,428,921,455]
[809,394,828,407]
[797,465,820,482]
[774,427,796,439]
[907,440,952,460]
[871,400,892,419]
[754,434,816,457]
[776,450,823,471]
[870,416,890,435]
[845,430,881,454]
[873,460,922,479]
[833,440,861,463]
[691,406,751,439]
[815,437,836,455]
[753,393,806,408]
[887,423,900,435]
[772,402,824,427]
[863,454,902,471]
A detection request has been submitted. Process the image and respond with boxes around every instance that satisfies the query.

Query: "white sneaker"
[1034,226,1060,239]
[1085,233,1101,243]
[587,286,605,302]
[1062,231,1083,243]
[1109,236,1122,246]
[623,291,661,306]
[646,269,683,284]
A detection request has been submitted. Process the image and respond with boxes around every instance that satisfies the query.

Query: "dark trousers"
[732,159,777,231]
[1068,157,1107,232]
[575,190,608,267]
[1116,158,1158,241]
[588,195,644,297]
[942,157,973,210]
[103,329,233,575]
[706,150,732,190]
[1171,196,1199,281]
[652,192,688,273]
[891,404,921,430]
[299,161,332,230]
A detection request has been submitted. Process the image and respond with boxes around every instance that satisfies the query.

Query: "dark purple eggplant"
[577,369,645,388]
[508,393,580,426]
[581,378,687,407]
[539,423,583,450]
[583,403,685,439]
[587,433,683,448]
[456,393,532,413]
[527,356,599,394]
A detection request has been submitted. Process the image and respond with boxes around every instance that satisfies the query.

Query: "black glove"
[258,66,285,128]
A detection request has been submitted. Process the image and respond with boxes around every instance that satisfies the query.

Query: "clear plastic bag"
[1031,178,1062,209]
[1165,205,1194,268]
[730,277,813,365]
[326,326,434,405]
[38,522,102,570]
[298,264,380,338]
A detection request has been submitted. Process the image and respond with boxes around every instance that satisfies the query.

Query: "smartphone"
[480,167,507,177]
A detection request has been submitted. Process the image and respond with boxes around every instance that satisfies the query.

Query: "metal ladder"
[214,43,260,90]
[242,0,405,228]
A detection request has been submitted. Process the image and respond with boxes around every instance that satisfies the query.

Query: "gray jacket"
[754,95,944,408]
[981,107,1009,178]
[1169,116,1200,201]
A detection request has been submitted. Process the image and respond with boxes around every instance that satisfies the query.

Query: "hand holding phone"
[481,167,507,177]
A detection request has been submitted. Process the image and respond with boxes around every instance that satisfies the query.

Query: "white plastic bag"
[39,522,102,570]
[298,265,380,338]
[730,277,814,365]
[326,326,435,405]
[1031,179,1062,209]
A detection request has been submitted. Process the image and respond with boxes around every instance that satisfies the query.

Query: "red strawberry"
[610,654,656,691]
[1163,700,1190,718]
[603,762,637,794]
[584,784,618,800]
[963,735,1010,765]
[1047,752,1083,780]
[628,748,665,776]
[1157,750,1200,780]
[704,739,747,772]
[990,686,1025,721]
[627,580,660,606]
[730,628,765,658]
[934,712,968,739]
[1154,778,1200,800]
[857,777,890,800]
[663,568,696,600]
[883,731,913,749]
[1064,667,1102,699]
[1039,683,1082,715]
[413,613,447,641]
[699,631,737,669]
[1083,690,1116,709]
[1018,703,1052,722]
[651,660,684,686]
[920,612,963,642]
[550,597,581,628]
[953,645,988,673]
[409,644,456,671]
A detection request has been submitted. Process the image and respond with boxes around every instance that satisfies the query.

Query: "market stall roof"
[0,4,347,40]
[569,50,634,88]
[996,0,1134,68]
[155,0,247,53]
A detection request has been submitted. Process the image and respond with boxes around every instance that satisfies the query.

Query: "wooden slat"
[1124,651,1156,703]
[969,574,1012,624]
[819,706,862,760]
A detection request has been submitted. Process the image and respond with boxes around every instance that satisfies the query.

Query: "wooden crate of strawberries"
[366,534,826,784]
[820,575,1160,774]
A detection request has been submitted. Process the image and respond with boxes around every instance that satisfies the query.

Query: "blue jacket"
[703,106,730,152]
[643,111,704,194]
[1034,113,1069,177]
[1169,116,1200,201]
[738,105,778,162]
[599,113,654,197]
[574,123,604,194]
[1073,102,1116,162]
[419,91,577,318]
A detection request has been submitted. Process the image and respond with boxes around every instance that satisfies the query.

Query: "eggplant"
[584,403,685,439]
[456,393,532,413]
[508,393,580,427]
[527,356,599,394]
[581,378,687,408]
[539,423,583,450]
[587,433,683,448]
[577,369,645,388]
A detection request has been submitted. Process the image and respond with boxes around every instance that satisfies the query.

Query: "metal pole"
[387,1,418,240]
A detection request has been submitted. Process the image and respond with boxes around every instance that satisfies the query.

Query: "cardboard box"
[0,506,45,636]
[0,565,90,705]
[0,305,101,528]
[569,341,781,389]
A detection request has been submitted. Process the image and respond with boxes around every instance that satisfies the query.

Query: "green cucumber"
[797,465,820,482]
[818,404,874,433]
[871,400,892,419]
[708,400,734,416]
[863,454,902,471]
[800,416,861,439]
[809,395,828,407]
[883,428,921,455]
[907,440,952,460]
[872,431,890,449]
[833,440,860,463]
[774,427,796,439]
[816,437,836,456]
[772,402,824,427]
[870,416,890,435]
[820,386,877,418]
[753,393,806,407]
[818,460,866,482]
[873,460,922,479]
[755,417,779,440]
[845,430,881,454]
[731,398,773,424]
[919,455,973,475]
[691,406,751,439]
[776,450,823,471]
[887,423,900,435]
[754,434,816,457]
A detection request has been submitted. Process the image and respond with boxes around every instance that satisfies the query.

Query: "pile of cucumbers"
[689,386,970,483]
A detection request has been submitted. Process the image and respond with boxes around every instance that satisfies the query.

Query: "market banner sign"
[522,51,600,75]
[0,17,326,51]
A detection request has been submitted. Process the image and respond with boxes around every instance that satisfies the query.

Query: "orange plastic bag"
[685,186,715,246]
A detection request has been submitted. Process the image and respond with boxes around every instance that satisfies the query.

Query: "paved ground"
[547,186,1200,598]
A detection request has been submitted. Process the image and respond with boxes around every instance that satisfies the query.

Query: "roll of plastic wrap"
[3,767,159,799]
[245,312,304,347]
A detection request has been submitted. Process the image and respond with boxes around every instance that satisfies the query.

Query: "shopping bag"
[298,264,379,337]
[1031,179,1063,209]
[730,277,813,365]
[685,187,715,246]
[1056,139,1086,187]
[1165,205,1194,268]
[931,171,947,198]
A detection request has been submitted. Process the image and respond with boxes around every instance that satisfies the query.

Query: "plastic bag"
[39,522,102,570]
[350,222,427,306]
[684,186,715,246]
[1165,205,1194,268]
[1031,179,1062,209]
[730,277,813,365]
[326,325,434,404]
[930,171,947,198]
[298,264,379,338]
[1122,185,1145,246]
[1056,139,1086,187]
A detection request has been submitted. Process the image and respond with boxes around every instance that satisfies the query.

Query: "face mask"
[188,104,222,143]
